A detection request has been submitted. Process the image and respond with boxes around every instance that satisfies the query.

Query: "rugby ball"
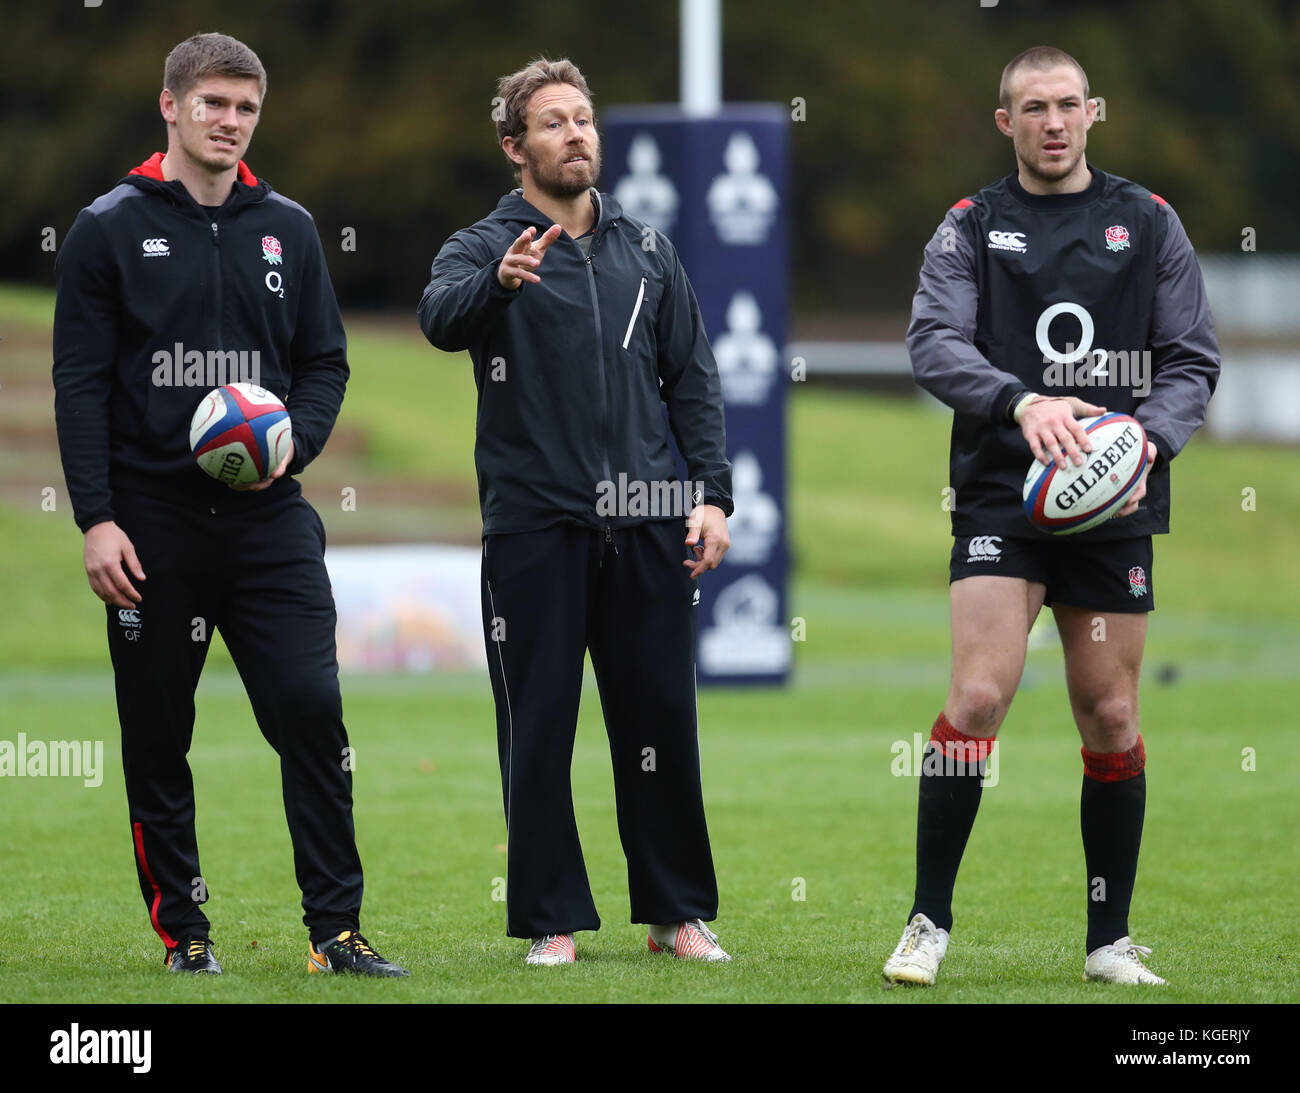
[189,383,292,488]
[1022,413,1148,534]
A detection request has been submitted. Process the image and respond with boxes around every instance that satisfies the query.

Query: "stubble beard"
[524,142,602,199]
[182,127,244,175]
[1018,137,1085,188]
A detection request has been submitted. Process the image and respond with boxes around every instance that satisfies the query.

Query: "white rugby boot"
[525,933,576,965]
[882,912,949,986]
[1083,936,1166,985]
[647,919,731,962]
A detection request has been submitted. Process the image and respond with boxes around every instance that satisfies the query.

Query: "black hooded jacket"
[418,189,732,535]
[54,154,348,531]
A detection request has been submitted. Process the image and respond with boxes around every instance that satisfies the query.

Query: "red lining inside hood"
[129,152,258,187]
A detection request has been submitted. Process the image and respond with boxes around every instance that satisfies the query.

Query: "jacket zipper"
[585,248,612,531]
[621,276,647,350]
[210,219,223,351]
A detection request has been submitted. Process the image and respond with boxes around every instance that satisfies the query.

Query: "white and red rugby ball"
[189,382,292,488]
[1022,412,1149,535]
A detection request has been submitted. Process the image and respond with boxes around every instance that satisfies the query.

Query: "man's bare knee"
[948,679,1010,736]
[1077,694,1138,747]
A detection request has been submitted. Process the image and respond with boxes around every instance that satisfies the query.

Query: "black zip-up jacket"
[417,189,732,535]
[907,166,1220,541]
[54,154,348,531]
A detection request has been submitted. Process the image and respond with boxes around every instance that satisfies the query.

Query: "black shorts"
[950,534,1154,613]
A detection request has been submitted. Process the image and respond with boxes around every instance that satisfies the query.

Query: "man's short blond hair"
[495,57,593,182]
[999,46,1088,111]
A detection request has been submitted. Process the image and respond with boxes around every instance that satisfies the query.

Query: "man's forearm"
[908,315,1026,424]
[418,253,520,352]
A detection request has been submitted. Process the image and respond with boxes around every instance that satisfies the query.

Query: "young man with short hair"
[884,46,1219,987]
[54,31,406,978]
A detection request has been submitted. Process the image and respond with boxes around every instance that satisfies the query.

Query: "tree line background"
[4,0,1298,319]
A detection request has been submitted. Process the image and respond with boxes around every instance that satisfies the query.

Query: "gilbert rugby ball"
[1022,413,1148,535]
[189,382,292,488]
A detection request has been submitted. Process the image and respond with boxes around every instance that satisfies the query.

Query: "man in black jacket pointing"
[418,57,733,966]
[53,32,405,978]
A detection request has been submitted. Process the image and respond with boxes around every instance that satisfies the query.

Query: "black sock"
[1081,770,1146,954]
[909,738,988,933]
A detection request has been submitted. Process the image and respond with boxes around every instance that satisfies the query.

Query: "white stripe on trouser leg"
[486,569,514,851]
[694,665,704,789]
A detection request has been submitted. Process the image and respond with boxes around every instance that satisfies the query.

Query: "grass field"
[1,285,1297,1003]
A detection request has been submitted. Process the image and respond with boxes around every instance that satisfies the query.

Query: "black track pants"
[480,520,719,938]
[107,489,362,949]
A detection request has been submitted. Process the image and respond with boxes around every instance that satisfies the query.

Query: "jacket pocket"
[620,277,647,350]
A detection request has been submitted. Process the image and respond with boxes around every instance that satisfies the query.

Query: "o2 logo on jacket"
[1036,302,1099,367]
[1035,301,1152,395]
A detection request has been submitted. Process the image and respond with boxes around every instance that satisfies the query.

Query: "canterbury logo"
[117,609,141,624]
[967,535,1003,561]
[987,230,1027,253]
[141,238,170,257]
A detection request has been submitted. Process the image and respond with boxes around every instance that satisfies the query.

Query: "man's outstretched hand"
[498,224,563,290]
[684,504,730,579]
[84,521,145,608]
